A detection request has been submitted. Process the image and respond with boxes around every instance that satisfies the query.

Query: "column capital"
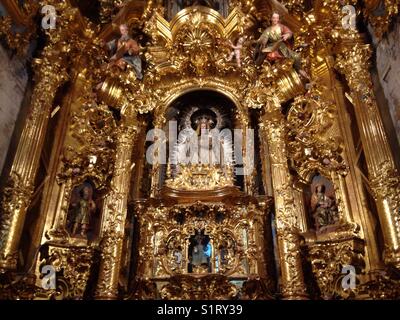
[335,43,373,94]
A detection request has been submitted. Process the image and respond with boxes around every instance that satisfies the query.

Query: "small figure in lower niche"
[71,186,96,237]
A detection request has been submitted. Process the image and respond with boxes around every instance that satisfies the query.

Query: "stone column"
[0,54,68,270]
[95,113,139,299]
[259,106,308,299]
[336,42,400,269]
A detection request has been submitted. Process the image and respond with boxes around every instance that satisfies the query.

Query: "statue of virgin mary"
[172,108,233,168]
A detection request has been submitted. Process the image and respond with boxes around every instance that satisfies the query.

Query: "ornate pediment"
[144,6,254,77]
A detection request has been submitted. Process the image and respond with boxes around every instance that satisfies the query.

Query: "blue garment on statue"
[107,37,143,80]
[204,243,212,258]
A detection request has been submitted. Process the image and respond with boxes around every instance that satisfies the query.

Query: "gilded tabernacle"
[0,0,400,300]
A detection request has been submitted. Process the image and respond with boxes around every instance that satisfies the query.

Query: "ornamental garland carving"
[58,101,117,189]
[287,84,347,181]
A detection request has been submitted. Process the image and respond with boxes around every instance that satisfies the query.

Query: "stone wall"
[0,44,29,173]
[371,16,400,165]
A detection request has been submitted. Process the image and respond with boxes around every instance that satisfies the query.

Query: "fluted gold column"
[0,55,68,270]
[95,113,139,299]
[260,106,308,299]
[336,42,400,269]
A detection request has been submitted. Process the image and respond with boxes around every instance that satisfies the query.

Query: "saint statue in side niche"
[311,184,339,232]
[70,185,96,237]
[106,24,143,80]
[254,13,309,79]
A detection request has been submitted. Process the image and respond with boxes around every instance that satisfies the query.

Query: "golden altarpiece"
[0,0,400,299]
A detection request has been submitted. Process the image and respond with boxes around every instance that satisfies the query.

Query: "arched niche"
[154,86,249,127]
[303,172,340,233]
[66,179,103,242]
[150,89,250,192]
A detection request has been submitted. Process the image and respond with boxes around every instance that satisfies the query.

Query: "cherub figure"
[227,37,244,68]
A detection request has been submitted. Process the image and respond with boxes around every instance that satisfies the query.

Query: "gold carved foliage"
[0,272,40,300]
[98,5,307,115]
[166,164,235,191]
[175,11,222,76]
[135,202,267,281]
[99,0,127,24]
[143,7,262,84]
[363,0,399,39]
[160,274,238,300]
[0,16,35,56]
[287,85,347,181]
[281,0,359,52]
[0,172,34,267]
[58,101,117,189]
[306,238,365,299]
[144,8,252,78]
[40,244,96,299]
[139,275,275,300]
[370,161,400,204]
[357,269,400,299]
[369,161,400,251]
[277,230,308,298]
[335,43,373,95]
[0,245,96,300]
[0,1,39,56]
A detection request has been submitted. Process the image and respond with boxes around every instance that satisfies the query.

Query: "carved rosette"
[287,87,347,179]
